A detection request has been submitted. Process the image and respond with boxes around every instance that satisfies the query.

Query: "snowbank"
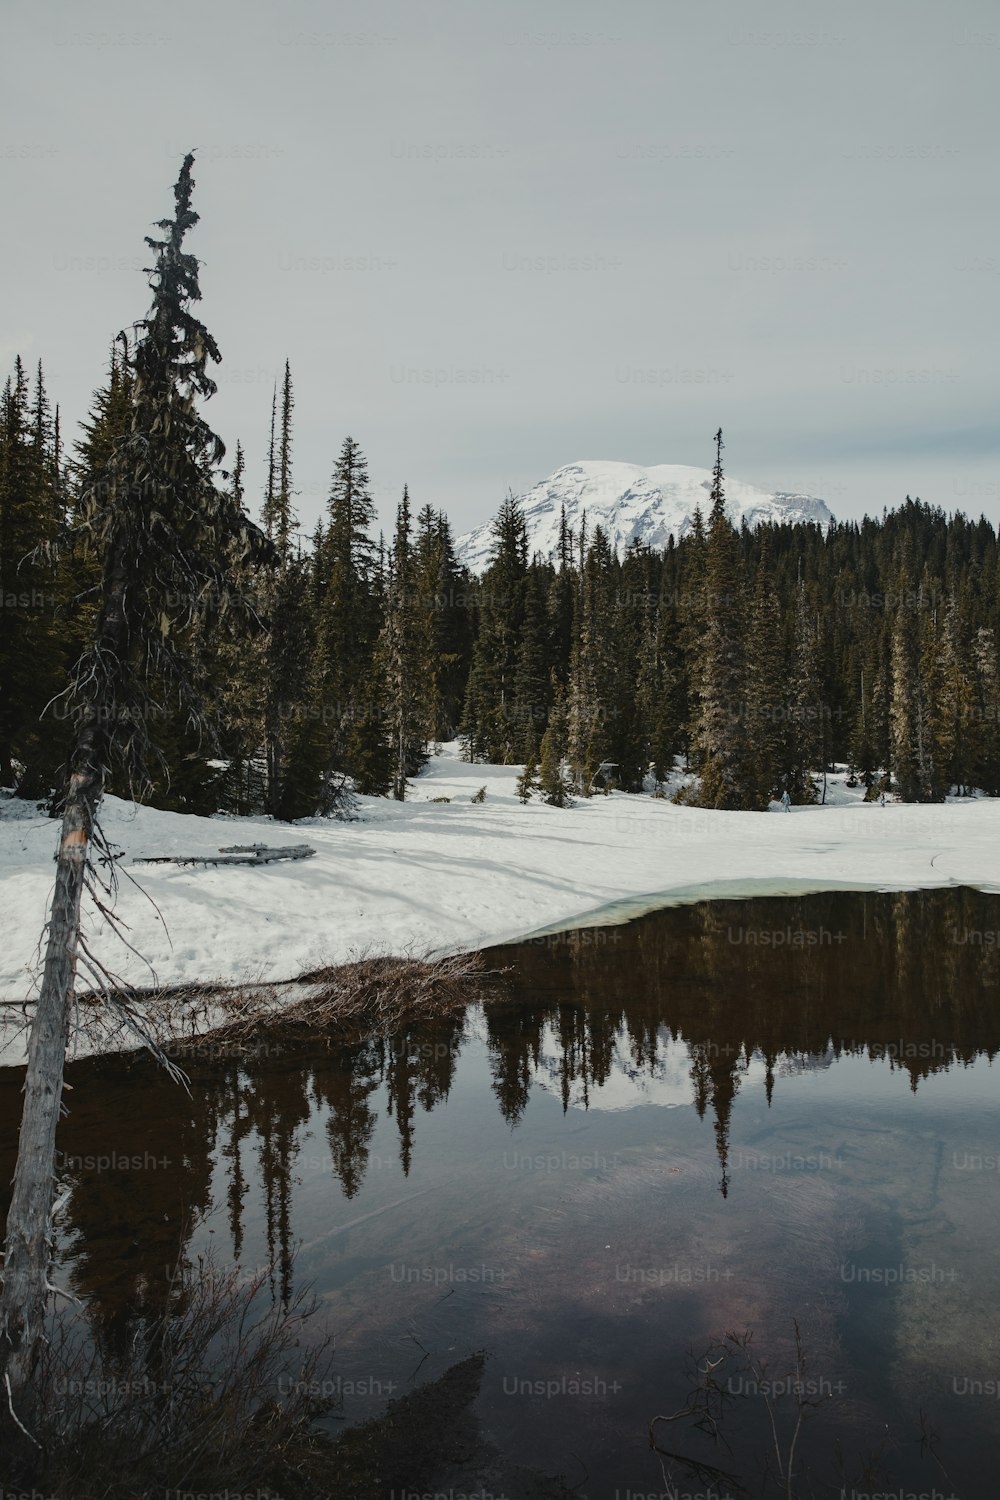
[2,745,998,1067]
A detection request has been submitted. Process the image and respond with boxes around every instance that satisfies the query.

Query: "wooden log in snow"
[217,843,315,857]
[134,844,316,868]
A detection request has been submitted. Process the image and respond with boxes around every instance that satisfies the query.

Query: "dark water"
[2,887,999,1496]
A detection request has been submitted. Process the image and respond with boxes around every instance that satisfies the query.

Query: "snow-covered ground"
[2,743,998,1067]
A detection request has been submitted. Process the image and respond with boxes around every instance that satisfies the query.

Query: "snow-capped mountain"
[528,1022,772,1113]
[456,460,834,573]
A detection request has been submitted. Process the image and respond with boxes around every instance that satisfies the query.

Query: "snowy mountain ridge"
[456,460,834,573]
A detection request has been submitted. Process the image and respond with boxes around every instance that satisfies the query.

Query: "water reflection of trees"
[488,888,998,1192]
[1,888,996,1328]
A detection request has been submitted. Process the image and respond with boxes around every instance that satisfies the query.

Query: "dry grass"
[1,1255,340,1498]
[61,950,504,1062]
[286,949,500,1031]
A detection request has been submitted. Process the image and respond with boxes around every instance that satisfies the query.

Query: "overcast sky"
[4,0,997,539]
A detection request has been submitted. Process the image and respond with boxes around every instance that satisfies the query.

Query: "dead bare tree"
[0,153,271,1445]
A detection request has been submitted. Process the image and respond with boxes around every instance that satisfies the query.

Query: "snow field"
[1,744,997,1065]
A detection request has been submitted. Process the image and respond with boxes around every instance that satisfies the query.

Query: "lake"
[1,886,998,1496]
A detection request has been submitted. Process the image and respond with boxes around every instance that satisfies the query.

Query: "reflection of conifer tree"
[575,993,618,1090]
[485,1005,548,1127]
[261,1118,295,1310]
[482,886,1000,1197]
[709,1061,741,1200]
[36,1057,221,1351]
[410,1018,464,1111]
[314,1040,383,1200]
[553,1003,594,1112]
[244,1066,311,1310]
[689,1042,712,1121]
[220,1062,254,1263]
[386,1043,417,1176]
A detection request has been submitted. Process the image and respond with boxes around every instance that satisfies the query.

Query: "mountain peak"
[457,459,834,572]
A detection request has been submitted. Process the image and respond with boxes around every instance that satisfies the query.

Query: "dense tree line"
[3,361,1000,814]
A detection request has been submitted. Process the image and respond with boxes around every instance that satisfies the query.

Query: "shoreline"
[3,746,1000,1068]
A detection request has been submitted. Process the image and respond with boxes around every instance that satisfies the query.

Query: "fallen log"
[134,844,316,868]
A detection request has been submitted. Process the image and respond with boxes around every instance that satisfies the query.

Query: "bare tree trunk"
[1,556,123,1432]
[0,740,103,1409]
[265,730,280,818]
[395,717,405,801]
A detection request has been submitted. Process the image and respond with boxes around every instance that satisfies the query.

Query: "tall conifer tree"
[314,436,387,796]
[380,484,427,799]
[0,358,64,792]
[461,493,528,762]
[745,535,784,803]
[692,430,750,808]
[0,153,271,1428]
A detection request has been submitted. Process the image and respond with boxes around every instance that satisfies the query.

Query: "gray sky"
[4,0,998,539]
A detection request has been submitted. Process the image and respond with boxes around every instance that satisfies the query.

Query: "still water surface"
[1,887,998,1495]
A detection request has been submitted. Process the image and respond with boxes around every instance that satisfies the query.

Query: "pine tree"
[313,435,383,797]
[918,582,950,801]
[691,430,750,808]
[869,614,893,789]
[611,542,654,792]
[889,549,937,801]
[247,363,320,816]
[848,652,878,792]
[515,740,540,803]
[461,492,528,762]
[258,359,296,560]
[744,536,784,804]
[261,382,278,542]
[566,526,618,792]
[276,362,294,553]
[971,626,1000,795]
[512,565,550,758]
[380,484,427,799]
[0,357,64,792]
[934,588,976,795]
[412,507,471,743]
[625,541,682,789]
[49,337,139,792]
[539,705,570,806]
[890,600,920,801]
[546,503,576,683]
[74,337,135,479]
[678,505,707,765]
[787,579,825,803]
[0,153,272,1428]
[202,439,269,816]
